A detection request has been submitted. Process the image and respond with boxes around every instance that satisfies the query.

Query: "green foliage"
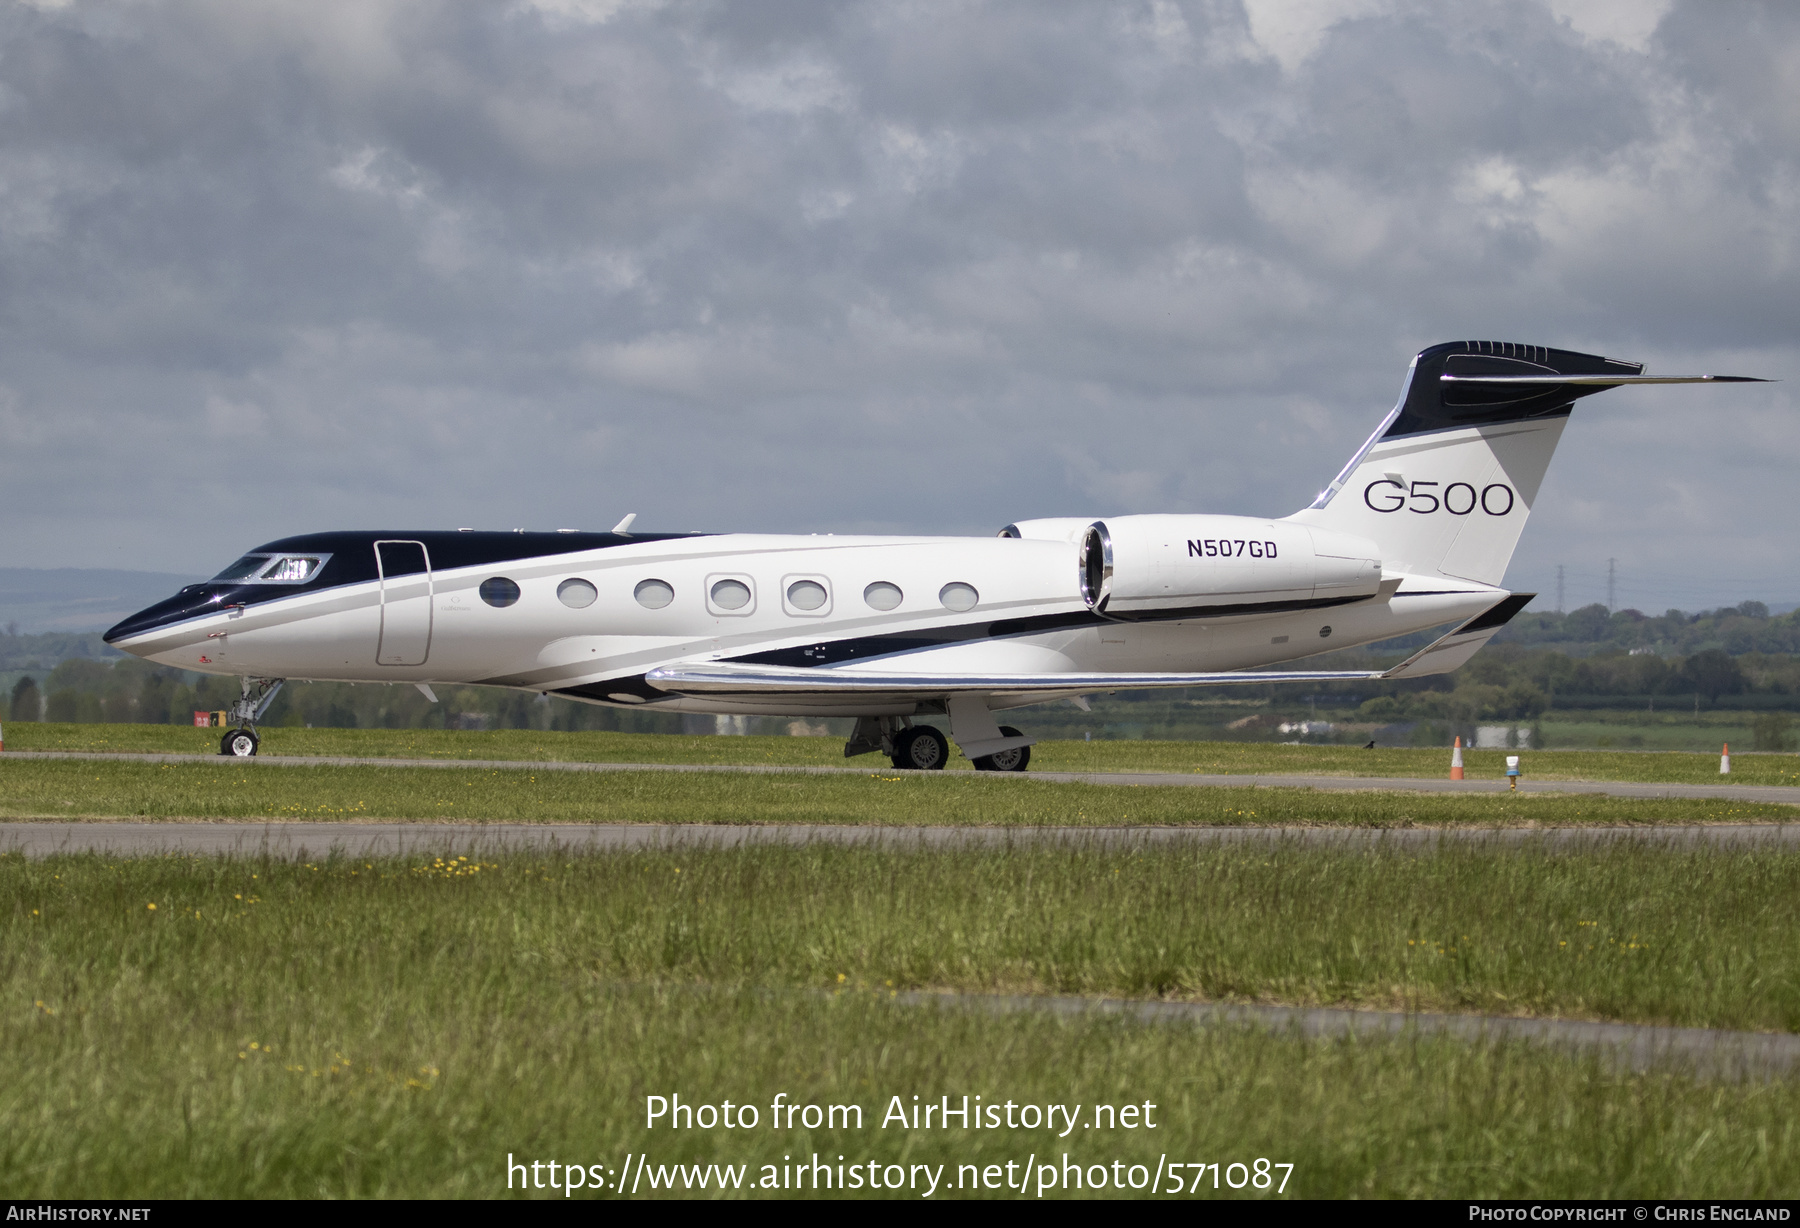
[0,628,119,672]
[1682,649,1746,703]
[1500,601,1800,656]
[8,676,39,722]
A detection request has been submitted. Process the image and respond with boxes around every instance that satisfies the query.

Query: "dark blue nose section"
[104,585,230,645]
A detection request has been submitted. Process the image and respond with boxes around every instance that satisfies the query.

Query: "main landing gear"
[891,724,950,771]
[219,677,285,757]
[841,715,1033,772]
[972,728,1030,773]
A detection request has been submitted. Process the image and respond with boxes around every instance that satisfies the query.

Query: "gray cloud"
[0,0,1793,612]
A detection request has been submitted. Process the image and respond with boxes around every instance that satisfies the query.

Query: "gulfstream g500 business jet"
[106,342,1763,768]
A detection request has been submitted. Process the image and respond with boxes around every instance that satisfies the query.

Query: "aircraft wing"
[646,593,1537,698]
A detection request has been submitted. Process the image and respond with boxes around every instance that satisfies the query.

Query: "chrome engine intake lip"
[1078,522,1113,611]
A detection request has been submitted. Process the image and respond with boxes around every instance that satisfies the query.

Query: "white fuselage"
[112,529,1498,718]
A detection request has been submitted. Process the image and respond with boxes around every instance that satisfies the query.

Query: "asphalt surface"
[4,820,1798,859]
[12,749,1800,804]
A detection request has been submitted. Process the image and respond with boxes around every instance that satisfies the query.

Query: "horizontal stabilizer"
[645,663,1383,697]
[1441,373,1769,387]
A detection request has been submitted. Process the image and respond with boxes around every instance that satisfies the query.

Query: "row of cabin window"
[475,576,980,614]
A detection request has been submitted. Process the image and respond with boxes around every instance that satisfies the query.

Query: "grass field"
[0,757,1791,825]
[11,721,1800,786]
[9,724,1799,1200]
[7,845,1800,1198]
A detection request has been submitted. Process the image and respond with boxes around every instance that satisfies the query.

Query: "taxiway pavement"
[4,820,1798,859]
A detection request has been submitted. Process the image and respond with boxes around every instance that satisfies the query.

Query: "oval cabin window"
[863,581,903,611]
[558,578,598,609]
[710,579,752,610]
[479,577,521,608]
[634,579,674,609]
[939,582,979,612]
[787,580,827,611]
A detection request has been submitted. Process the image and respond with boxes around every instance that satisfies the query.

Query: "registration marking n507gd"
[1187,539,1278,559]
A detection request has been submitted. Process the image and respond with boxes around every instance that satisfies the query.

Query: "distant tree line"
[7,657,685,734]
[0,630,119,672]
[1497,601,1800,656]
[7,600,1800,736]
[1342,645,1779,720]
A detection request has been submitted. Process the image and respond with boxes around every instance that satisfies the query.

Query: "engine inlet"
[1078,523,1112,611]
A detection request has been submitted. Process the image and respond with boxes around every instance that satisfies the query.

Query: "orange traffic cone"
[1450,735,1464,780]
[1720,742,1731,774]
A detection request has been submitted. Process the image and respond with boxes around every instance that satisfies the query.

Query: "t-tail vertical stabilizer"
[1286,341,1764,586]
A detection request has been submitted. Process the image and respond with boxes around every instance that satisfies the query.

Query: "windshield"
[212,554,273,582]
[209,553,330,585]
[261,555,321,582]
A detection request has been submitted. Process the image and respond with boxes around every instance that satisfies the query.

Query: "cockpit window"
[260,556,322,583]
[212,555,273,581]
[209,553,331,585]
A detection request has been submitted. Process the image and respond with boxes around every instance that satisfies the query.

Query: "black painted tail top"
[1384,341,1643,439]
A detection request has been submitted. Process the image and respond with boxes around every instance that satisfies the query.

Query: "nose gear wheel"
[215,677,285,757]
[221,728,260,758]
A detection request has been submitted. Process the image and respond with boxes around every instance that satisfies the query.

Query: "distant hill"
[0,568,200,635]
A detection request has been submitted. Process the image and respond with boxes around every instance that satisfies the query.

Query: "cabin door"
[375,540,433,666]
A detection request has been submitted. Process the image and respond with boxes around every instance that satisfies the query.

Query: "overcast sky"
[0,0,1793,613]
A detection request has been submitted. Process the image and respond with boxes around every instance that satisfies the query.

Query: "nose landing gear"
[221,727,260,757]
[219,677,285,757]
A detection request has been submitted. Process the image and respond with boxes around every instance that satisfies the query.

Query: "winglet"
[1382,593,1534,679]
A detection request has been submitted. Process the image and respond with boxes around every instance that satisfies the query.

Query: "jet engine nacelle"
[1077,514,1381,616]
[998,518,1098,544]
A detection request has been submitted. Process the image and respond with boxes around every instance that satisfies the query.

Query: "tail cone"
[1450,735,1464,781]
[1721,743,1731,775]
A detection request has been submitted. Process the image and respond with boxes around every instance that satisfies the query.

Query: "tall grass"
[7,845,1800,1197]
[12,843,1800,1031]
